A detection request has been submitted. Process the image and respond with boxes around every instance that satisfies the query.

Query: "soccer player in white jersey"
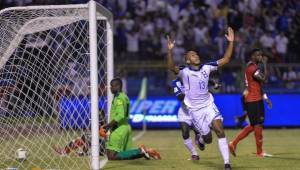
[167,27,234,170]
[173,76,221,160]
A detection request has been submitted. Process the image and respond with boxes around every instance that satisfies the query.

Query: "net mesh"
[0,4,108,170]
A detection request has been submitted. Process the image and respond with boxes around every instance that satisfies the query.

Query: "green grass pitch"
[1,129,300,170]
[105,129,300,170]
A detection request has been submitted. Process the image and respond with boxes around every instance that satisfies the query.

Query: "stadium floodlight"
[0,0,113,170]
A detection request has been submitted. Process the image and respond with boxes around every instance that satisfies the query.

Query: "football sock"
[232,125,254,146]
[254,126,263,154]
[116,148,144,160]
[64,147,71,154]
[64,138,85,154]
[184,138,198,156]
[218,138,230,164]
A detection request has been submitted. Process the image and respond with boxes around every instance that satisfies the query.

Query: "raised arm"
[253,59,268,83]
[217,27,235,67]
[167,35,180,74]
[257,56,268,83]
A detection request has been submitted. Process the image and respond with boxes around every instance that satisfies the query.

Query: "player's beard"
[193,62,201,66]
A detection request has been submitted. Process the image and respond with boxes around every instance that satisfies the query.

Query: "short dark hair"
[111,77,123,88]
[249,48,262,57]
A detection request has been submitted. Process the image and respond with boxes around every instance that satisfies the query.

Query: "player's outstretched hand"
[167,35,175,50]
[225,27,234,42]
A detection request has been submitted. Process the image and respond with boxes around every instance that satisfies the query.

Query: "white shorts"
[189,102,223,136]
[178,106,192,126]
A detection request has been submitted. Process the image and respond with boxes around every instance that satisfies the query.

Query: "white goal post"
[0,1,113,170]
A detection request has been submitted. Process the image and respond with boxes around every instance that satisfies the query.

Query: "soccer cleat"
[224,164,232,170]
[52,145,66,156]
[228,142,236,157]
[195,134,205,151]
[139,145,150,160]
[256,152,273,157]
[190,155,200,160]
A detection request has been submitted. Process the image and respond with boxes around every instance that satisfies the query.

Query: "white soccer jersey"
[178,61,218,109]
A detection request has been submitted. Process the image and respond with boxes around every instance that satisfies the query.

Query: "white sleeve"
[204,61,219,72]
[177,67,186,78]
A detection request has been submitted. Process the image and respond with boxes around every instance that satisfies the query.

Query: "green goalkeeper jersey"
[110,92,130,127]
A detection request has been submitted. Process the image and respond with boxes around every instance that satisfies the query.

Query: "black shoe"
[198,141,205,151]
[224,164,232,170]
[195,134,205,151]
[191,155,200,160]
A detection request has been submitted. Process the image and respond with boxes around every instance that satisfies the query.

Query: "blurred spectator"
[259,31,274,54]
[114,23,127,59]
[268,67,281,85]
[125,30,139,60]
[275,32,289,62]
[160,33,168,57]
[122,13,135,31]
[263,10,277,32]
[283,66,297,89]
[276,10,290,33]
[283,66,297,82]
[234,31,247,62]
[167,0,180,23]
[183,27,195,51]
[288,11,300,62]
[243,12,255,29]
[194,22,209,49]
[134,0,147,17]
[248,0,261,15]
[237,0,247,13]
[215,31,226,57]
[172,41,185,65]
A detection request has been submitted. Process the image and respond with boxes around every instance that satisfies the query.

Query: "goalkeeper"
[53,78,161,160]
[101,78,161,160]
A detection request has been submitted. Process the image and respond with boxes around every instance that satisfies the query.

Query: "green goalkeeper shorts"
[107,124,132,152]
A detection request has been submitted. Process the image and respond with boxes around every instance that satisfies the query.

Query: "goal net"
[0,1,113,170]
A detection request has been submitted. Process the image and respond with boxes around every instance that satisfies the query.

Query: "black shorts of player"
[245,100,265,126]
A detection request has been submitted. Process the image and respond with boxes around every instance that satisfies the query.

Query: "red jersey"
[244,62,263,102]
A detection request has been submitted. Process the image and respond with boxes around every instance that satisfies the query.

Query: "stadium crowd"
[1,0,300,94]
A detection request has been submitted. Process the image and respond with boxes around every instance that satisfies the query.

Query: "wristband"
[263,93,268,100]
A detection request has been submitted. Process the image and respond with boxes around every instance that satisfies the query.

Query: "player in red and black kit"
[229,49,273,157]
[235,89,272,128]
